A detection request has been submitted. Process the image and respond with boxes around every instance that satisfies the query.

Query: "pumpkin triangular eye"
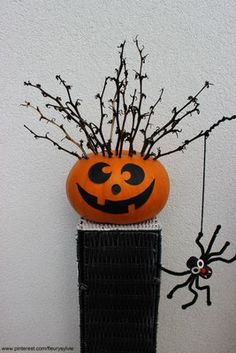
[121,163,145,185]
[88,162,111,183]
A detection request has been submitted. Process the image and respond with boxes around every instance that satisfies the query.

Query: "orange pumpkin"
[66,151,170,224]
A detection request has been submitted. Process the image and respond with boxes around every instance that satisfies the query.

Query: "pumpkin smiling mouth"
[76,180,155,214]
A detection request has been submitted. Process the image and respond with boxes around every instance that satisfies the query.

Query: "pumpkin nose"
[112,184,121,195]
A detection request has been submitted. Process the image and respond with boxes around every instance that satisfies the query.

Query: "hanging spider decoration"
[161,225,236,309]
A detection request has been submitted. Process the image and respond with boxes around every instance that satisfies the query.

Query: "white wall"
[1,1,236,352]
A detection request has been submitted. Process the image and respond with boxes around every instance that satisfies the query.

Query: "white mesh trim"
[77,216,162,231]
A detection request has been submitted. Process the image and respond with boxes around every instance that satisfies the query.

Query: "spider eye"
[191,267,200,275]
[197,259,204,268]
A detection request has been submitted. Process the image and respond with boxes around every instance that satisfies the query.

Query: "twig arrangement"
[23,38,236,160]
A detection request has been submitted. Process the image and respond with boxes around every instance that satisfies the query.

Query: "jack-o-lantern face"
[66,151,170,224]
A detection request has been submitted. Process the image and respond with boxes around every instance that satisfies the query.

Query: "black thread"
[200,134,207,234]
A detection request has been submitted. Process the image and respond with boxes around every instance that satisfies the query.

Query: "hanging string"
[200,134,207,234]
[199,116,236,233]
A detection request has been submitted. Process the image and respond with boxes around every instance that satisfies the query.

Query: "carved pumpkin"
[66,151,169,224]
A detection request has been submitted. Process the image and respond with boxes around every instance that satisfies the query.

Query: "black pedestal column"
[77,219,162,353]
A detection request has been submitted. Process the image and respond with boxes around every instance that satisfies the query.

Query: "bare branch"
[113,40,126,155]
[151,115,236,160]
[24,80,101,155]
[143,81,212,159]
[128,37,148,156]
[24,125,82,159]
[22,102,88,158]
[95,76,113,157]
[205,115,236,136]
[140,88,164,156]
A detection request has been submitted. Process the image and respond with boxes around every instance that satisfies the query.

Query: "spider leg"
[167,275,192,299]
[195,231,205,257]
[205,225,221,257]
[208,241,230,258]
[182,278,198,310]
[195,276,211,306]
[208,254,236,265]
[161,266,191,276]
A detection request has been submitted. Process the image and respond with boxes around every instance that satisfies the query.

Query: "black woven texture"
[77,230,162,353]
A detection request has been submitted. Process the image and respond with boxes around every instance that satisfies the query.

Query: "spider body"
[186,256,212,279]
[162,225,236,309]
